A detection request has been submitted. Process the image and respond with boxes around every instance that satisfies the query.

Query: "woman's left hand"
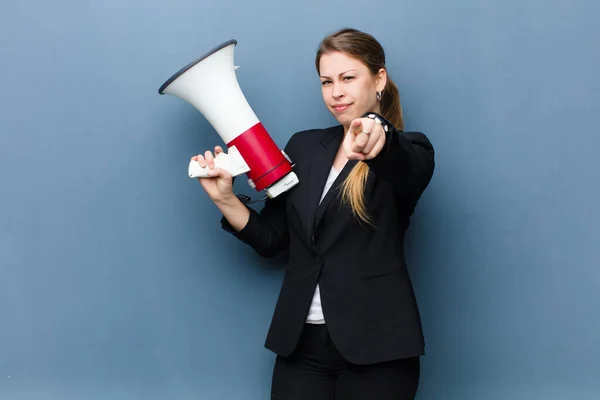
[343,117,387,161]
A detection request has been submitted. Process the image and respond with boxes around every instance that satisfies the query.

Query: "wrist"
[361,112,392,134]
[213,192,237,207]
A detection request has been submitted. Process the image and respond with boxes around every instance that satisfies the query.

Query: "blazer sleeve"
[219,133,301,258]
[220,194,289,258]
[363,114,435,213]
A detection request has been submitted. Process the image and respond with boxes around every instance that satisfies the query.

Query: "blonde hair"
[315,28,404,225]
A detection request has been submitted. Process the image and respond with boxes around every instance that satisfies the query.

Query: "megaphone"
[158,39,299,199]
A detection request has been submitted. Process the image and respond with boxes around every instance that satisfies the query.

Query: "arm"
[219,190,289,258]
[214,194,250,232]
[363,113,435,211]
[218,133,303,258]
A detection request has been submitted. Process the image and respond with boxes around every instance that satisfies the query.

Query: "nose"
[332,82,344,99]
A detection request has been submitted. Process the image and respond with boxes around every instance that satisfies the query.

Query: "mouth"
[331,103,353,113]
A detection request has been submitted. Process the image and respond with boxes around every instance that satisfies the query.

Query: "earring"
[376,91,382,101]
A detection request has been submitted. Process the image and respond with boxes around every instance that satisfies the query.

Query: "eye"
[343,76,355,81]
[321,80,332,86]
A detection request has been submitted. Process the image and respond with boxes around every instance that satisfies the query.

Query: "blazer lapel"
[313,158,358,231]
[304,125,344,239]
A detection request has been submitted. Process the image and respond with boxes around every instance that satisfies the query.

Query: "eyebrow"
[319,69,357,79]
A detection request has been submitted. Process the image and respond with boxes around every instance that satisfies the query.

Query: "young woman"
[193,28,435,400]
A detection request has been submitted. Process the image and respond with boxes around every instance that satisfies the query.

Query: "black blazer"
[221,115,435,365]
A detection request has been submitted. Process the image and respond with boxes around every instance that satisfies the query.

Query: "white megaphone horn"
[158,39,299,199]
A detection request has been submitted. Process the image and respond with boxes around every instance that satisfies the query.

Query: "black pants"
[270,324,420,400]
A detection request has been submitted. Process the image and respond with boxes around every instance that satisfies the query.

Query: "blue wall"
[1,0,599,399]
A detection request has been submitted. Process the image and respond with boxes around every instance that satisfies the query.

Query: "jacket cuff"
[361,112,403,168]
[220,205,261,244]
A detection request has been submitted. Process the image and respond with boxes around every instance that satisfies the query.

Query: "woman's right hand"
[192,146,235,204]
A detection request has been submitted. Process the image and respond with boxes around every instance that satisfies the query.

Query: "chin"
[331,110,358,128]
[336,116,352,127]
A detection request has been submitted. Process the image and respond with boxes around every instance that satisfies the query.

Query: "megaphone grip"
[227,122,293,191]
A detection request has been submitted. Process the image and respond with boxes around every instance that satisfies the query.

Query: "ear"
[375,68,387,92]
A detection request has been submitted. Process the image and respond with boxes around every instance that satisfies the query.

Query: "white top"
[305,166,341,324]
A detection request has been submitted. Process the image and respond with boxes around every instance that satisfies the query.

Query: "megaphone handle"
[188,147,251,179]
[188,152,230,178]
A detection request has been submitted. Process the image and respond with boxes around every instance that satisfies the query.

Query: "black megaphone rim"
[158,39,238,95]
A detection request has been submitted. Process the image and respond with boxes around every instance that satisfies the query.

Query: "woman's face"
[319,51,386,129]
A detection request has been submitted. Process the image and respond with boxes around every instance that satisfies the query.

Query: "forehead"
[319,51,367,76]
